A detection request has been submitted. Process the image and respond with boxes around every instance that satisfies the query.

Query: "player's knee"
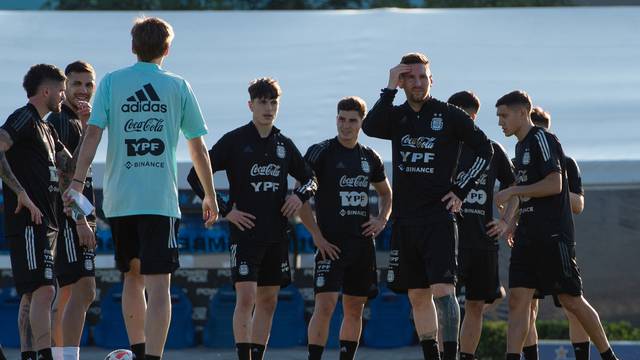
[34,285,56,304]
[314,298,337,319]
[465,300,484,316]
[73,280,96,306]
[235,292,256,312]
[342,300,365,319]
[256,294,278,314]
[431,283,454,298]
[557,294,582,313]
[508,292,528,311]
[408,291,430,310]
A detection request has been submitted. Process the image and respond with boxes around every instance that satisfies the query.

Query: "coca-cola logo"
[124,118,165,133]
[339,175,368,188]
[250,163,281,177]
[401,135,436,149]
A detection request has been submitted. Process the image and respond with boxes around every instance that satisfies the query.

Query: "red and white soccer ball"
[104,349,134,360]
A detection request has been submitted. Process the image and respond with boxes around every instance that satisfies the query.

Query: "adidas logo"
[244,145,254,153]
[121,83,167,113]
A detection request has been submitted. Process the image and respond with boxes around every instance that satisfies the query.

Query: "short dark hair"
[530,106,551,129]
[337,96,367,119]
[400,52,430,65]
[248,77,281,100]
[495,90,532,112]
[131,16,174,62]
[65,61,95,76]
[23,64,66,98]
[448,91,480,114]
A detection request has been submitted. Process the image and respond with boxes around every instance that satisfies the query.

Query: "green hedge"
[476,320,640,360]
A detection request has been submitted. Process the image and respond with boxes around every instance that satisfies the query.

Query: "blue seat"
[325,300,343,349]
[203,285,236,348]
[269,285,306,348]
[95,283,195,349]
[165,287,195,349]
[0,286,20,347]
[95,227,113,252]
[93,283,129,348]
[362,286,414,348]
[178,222,204,252]
[203,222,230,253]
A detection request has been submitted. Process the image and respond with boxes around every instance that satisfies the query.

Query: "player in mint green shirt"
[67,17,218,360]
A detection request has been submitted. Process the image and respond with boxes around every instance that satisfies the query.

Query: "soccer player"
[0,64,75,360]
[301,96,392,360]
[520,106,590,360]
[362,53,494,360]
[49,61,97,360]
[67,17,219,360]
[494,90,618,360]
[447,91,517,360]
[187,77,316,360]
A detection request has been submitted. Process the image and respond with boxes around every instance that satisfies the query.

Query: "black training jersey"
[362,89,493,221]
[188,122,316,243]
[1,104,64,234]
[457,141,515,249]
[304,138,386,242]
[48,104,96,225]
[565,156,583,195]
[514,126,574,242]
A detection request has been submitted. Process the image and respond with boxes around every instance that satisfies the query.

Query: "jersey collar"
[133,61,162,72]
[246,121,280,140]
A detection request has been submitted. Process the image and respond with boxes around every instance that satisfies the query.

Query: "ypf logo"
[125,138,165,156]
[464,189,487,205]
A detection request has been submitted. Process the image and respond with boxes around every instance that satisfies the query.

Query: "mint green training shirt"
[89,62,207,218]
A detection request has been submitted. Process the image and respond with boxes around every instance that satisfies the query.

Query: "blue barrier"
[0,286,20,347]
[95,283,195,349]
[95,228,113,253]
[294,223,315,253]
[203,285,236,348]
[375,224,392,251]
[269,285,307,347]
[539,340,640,359]
[362,286,414,348]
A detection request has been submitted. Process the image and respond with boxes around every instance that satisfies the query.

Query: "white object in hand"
[67,188,94,219]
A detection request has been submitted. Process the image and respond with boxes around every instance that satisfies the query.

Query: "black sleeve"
[369,148,386,183]
[493,142,516,190]
[362,88,398,140]
[532,129,562,178]
[565,156,583,195]
[288,138,317,203]
[303,142,326,176]
[450,107,494,199]
[1,113,33,144]
[187,134,231,199]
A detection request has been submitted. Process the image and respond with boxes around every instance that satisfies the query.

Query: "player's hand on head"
[202,194,219,228]
[441,191,463,213]
[16,191,42,225]
[225,207,256,231]
[313,233,340,261]
[361,216,386,238]
[76,220,96,250]
[281,194,302,218]
[388,64,411,89]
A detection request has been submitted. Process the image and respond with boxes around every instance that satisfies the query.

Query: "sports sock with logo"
[22,351,37,360]
[61,347,79,360]
[600,348,618,360]
[130,343,145,360]
[339,340,358,360]
[420,339,441,360]
[250,343,265,360]
[572,341,590,360]
[51,347,62,360]
[522,344,539,360]
[308,344,324,360]
[236,343,251,360]
[460,352,475,360]
[37,348,53,360]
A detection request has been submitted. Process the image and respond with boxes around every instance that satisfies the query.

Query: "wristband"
[72,178,85,185]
